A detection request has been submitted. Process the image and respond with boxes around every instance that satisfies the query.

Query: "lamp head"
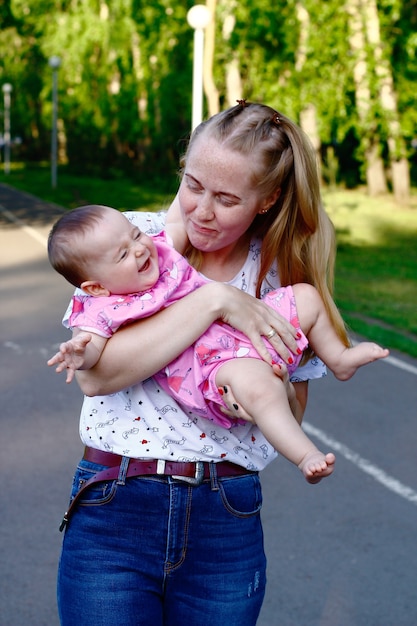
[49,56,61,69]
[187,5,211,29]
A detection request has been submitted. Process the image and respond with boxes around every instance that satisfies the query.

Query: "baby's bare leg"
[215,358,335,482]
[293,283,389,381]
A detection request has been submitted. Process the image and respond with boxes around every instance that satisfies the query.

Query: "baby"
[48,205,389,481]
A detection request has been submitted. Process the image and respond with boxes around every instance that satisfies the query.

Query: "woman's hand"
[217,284,299,365]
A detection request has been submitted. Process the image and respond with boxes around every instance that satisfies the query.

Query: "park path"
[1,182,416,626]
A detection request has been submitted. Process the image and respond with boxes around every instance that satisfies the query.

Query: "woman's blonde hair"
[181,102,349,352]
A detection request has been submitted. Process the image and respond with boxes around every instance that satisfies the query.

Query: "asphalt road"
[1,183,416,626]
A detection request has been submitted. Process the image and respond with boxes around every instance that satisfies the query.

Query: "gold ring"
[264,328,277,340]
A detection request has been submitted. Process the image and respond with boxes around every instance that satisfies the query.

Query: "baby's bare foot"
[336,343,389,381]
[299,451,336,484]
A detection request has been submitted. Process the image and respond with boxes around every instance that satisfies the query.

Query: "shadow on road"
[0,183,66,227]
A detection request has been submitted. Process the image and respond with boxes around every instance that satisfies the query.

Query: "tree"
[295,3,321,167]
[346,0,411,201]
[1,0,415,197]
[347,0,388,195]
[203,0,220,116]
[364,0,410,202]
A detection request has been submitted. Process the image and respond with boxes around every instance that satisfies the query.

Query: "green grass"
[323,188,417,357]
[1,164,417,358]
[0,162,178,212]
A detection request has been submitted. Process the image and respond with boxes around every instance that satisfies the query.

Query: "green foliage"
[389,1,417,148]
[1,0,416,187]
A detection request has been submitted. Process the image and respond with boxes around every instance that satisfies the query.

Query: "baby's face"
[86,209,159,295]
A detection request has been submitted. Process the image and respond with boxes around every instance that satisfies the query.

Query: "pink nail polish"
[288,357,294,365]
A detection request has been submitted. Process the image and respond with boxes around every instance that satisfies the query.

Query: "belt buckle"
[173,461,205,486]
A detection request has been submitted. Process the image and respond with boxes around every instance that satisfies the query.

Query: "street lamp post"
[187,5,211,131]
[2,83,13,175]
[49,56,61,188]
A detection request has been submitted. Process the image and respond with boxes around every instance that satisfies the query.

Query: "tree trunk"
[296,4,322,171]
[225,57,242,106]
[57,118,68,164]
[221,0,243,105]
[203,0,220,117]
[295,2,308,73]
[366,144,388,196]
[299,104,321,156]
[347,0,387,195]
[363,0,410,203]
[390,159,410,204]
[131,31,146,120]
[131,31,149,164]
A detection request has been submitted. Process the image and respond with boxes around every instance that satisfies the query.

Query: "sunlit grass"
[323,189,417,356]
[324,188,417,245]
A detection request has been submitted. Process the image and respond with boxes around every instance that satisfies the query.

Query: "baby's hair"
[48,204,112,287]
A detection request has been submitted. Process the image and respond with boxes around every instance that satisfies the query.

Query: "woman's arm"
[76,282,300,396]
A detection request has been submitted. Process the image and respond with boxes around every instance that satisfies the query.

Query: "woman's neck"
[199,235,251,282]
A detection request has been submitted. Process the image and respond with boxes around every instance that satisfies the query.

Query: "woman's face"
[178,135,268,254]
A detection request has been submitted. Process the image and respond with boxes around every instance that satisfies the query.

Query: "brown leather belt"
[60,447,256,532]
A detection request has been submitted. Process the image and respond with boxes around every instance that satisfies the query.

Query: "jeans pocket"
[218,474,263,518]
[68,460,118,508]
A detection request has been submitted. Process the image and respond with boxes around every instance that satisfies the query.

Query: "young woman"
[57,102,347,626]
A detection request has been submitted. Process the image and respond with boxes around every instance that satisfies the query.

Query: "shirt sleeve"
[123,210,167,235]
[290,355,327,382]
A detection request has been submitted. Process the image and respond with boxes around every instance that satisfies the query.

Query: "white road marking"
[383,353,417,376]
[303,422,417,505]
[0,204,48,248]
[351,338,417,376]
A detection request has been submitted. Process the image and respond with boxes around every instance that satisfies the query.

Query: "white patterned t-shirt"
[66,210,326,471]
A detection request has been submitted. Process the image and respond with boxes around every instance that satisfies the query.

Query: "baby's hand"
[47,333,93,383]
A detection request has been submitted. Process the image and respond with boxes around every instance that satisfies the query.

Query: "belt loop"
[209,462,219,491]
[117,456,130,485]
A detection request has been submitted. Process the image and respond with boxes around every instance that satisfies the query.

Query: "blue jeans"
[57,459,267,626]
